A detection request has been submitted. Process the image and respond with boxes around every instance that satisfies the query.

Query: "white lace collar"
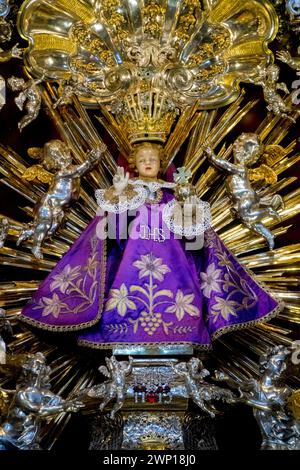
[129,179,175,191]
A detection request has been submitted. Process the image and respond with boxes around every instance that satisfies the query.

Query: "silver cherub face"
[233,133,262,166]
[43,140,72,170]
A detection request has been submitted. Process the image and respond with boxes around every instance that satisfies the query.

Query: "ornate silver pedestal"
[113,345,194,356]
[83,349,220,450]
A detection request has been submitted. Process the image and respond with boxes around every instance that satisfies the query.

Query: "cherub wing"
[98,365,110,378]
[22,165,53,184]
[263,145,287,166]
[248,164,278,185]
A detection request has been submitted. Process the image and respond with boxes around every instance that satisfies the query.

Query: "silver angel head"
[43,140,72,170]
[7,76,25,91]
[19,352,51,388]
[233,132,263,166]
[267,64,280,81]
[29,140,72,171]
[259,345,291,378]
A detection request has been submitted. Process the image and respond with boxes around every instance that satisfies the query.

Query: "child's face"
[135,146,160,179]
[235,139,261,165]
[44,142,72,170]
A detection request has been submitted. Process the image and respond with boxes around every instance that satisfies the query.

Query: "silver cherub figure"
[7,76,43,131]
[171,357,236,418]
[276,49,300,105]
[16,140,106,259]
[203,133,284,250]
[79,356,133,419]
[248,64,298,122]
[0,43,23,62]
[0,352,83,450]
[215,346,300,450]
[53,75,86,109]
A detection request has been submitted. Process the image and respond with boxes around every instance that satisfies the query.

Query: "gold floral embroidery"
[199,263,222,298]
[134,311,165,336]
[40,293,68,318]
[103,185,139,204]
[50,265,81,293]
[165,290,200,321]
[105,284,137,317]
[105,252,200,336]
[211,297,239,322]
[132,253,170,281]
[33,236,101,318]
[215,251,234,269]
[21,237,107,332]
[202,230,258,322]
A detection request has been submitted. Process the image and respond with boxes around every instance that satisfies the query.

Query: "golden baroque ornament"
[18,0,278,145]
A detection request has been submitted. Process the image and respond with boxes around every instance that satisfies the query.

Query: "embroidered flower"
[216,251,234,270]
[106,283,137,317]
[200,263,222,298]
[84,254,99,278]
[133,254,170,281]
[40,293,67,318]
[166,290,200,321]
[223,273,234,293]
[50,264,81,293]
[211,297,238,322]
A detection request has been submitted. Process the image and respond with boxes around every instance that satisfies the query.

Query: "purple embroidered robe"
[21,190,282,350]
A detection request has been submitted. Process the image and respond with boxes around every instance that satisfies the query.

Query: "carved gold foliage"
[142,1,166,38]
[101,0,127,41]
[69,22,115,66]
[195,64,225,81]
[20,0,278,146]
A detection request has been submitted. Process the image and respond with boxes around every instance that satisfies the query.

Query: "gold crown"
[110,91,177,145]
[139,432,169,450]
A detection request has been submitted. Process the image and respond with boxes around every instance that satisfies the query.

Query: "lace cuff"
[162,198,212,237]
[95,185,147,213]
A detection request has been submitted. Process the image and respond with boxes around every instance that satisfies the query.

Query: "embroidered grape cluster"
[140,312,162,335]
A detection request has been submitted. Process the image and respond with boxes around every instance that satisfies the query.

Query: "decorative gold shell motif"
[18,0,278,143]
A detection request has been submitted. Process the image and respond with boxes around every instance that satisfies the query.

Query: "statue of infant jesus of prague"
[21,142,282,350]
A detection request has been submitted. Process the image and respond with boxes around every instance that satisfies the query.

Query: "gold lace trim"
[103,185,139,204]
[211,300,283,340]
[77,339,212,350]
